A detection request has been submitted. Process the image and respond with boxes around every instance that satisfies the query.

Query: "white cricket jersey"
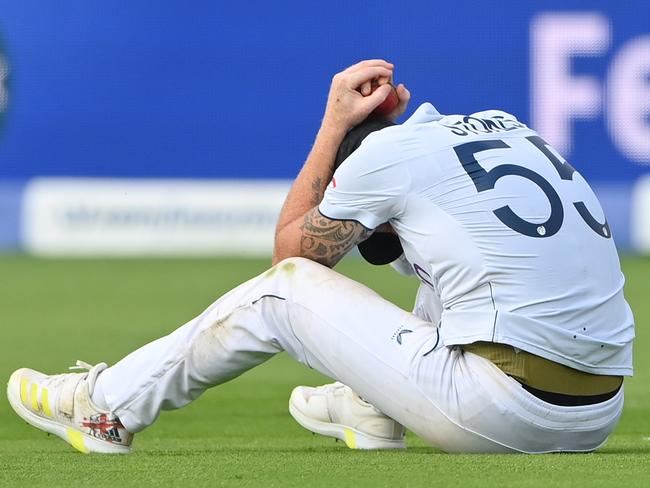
[320,103,634,376]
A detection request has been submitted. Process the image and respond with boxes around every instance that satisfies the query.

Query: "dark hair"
[334,118,397,170]
[333,117,404,265]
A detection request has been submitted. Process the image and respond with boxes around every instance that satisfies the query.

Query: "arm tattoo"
[310,177,323,206]
[300,208,372,267]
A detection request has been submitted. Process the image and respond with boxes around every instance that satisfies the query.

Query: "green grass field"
[0,255,648,487]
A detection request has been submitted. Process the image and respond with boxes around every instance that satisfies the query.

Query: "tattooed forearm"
[300,208,372,267]
[310,177,324,206]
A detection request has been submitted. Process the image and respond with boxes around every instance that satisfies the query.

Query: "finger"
[346,59,394,72]
[396,83,410,105]
[360,80,372,96]
[346,66,393,88]
[359,83,393,112]
[376,75,392,87]
[386,84,411,120]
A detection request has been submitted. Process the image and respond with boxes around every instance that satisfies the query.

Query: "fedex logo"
[531,12,650,164]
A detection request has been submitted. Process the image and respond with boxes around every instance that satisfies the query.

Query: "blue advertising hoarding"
[0,1,649,252]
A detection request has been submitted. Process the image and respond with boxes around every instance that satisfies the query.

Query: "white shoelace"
[68,360,108,395]
[69,360,95,372]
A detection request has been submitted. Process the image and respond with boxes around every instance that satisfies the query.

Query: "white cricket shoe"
[7,360,133,454]
[289,382,406,449]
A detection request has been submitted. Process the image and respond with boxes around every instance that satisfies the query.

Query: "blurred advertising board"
[22,179,289,256]
[0,2,648,253]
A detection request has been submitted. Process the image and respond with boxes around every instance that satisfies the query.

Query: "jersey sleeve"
[319,131,410,229]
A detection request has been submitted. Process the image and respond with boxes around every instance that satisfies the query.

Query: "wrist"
[312,123,346,163]
[318,120,348,143]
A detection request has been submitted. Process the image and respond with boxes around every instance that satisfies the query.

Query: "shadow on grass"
[594,446,650,455]
[136,446,442,456]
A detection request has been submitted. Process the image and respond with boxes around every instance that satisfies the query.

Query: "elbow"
[271,252,285,267]
[272,228,298,266]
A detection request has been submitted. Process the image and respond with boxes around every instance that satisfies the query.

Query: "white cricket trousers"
[96,257,624,453]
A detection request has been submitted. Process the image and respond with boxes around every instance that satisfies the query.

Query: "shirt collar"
[403,102,444,125]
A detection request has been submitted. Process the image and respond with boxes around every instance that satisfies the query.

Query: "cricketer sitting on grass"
[7,59,635,454]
